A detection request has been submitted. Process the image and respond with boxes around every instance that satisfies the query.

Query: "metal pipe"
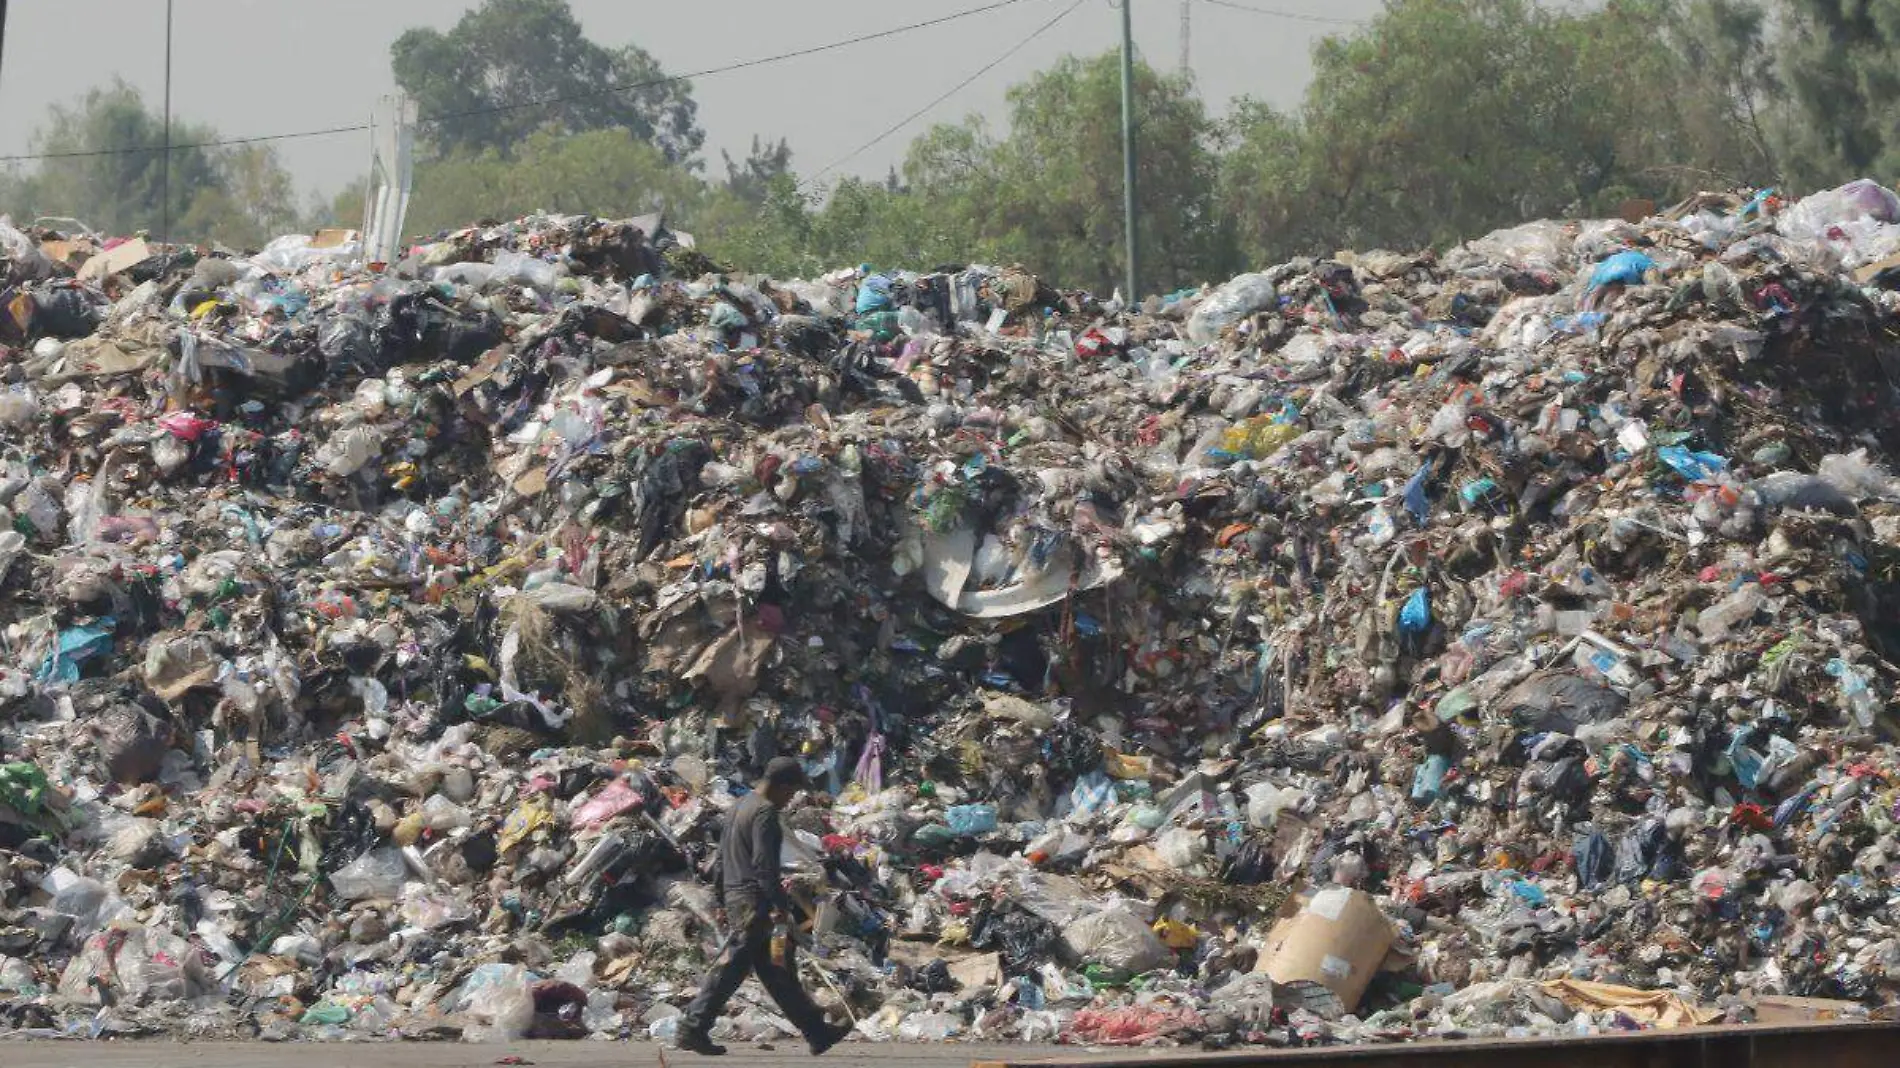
[160,0,173,255]
[1119,0,1140,305]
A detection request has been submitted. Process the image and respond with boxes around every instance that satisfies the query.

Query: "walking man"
[675,757,852,1056]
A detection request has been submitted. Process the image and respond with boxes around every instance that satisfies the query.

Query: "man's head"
[759,757,806,806]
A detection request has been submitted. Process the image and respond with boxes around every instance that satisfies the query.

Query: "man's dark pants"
[680,895,830,1040]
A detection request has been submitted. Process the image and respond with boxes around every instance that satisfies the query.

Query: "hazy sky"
[0,0,1379,202]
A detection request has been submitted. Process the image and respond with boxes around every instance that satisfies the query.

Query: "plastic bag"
[1500,672,1627,734]
[0,388,39,427]
[46,870,124,937]
[0,217,53,280]
[1818,449,1900,502]
[1696,583,1765,642]
[519,581,599,613]
[856,275,893,314]
[457,962,536,1043]
[569,777,642,829]
[1778,179,1900,242]
[1657,445,1728,483]
[896,1009,962,1040]
[56,925,211,1004]
[250,233,360,274]
[945,803,998,836]
[1154,827,1205,868]
[1068,1005,1205,1045]
[1186,273,1276,344]
[1753,472,1858,515]
[1219,416,1301,460]
[1399,588,1432,635]
[330,847,409,901]
[491,250,560,291]
[316,424,382,477]
[1060,903,1171,973]
[1451,220,1571,273]
[1587,250,1655,289]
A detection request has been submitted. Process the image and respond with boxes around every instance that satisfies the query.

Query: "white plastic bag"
[329,847,409,901]
[1452,220,1572,273]
[1186,273,1277,345]
[1060,903,1171,973]
[1819,449,1900,502]
[456,962,536,1042]
[1154,826,1207,868]
[492,250,561,291]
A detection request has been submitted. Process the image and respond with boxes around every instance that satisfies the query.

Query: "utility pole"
[1119,0,1140,304]
[1179,0,1191,75]
[160,0,173,256]
[0,2,10,91]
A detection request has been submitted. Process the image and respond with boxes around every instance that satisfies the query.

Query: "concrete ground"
[0,1039,1087,1068]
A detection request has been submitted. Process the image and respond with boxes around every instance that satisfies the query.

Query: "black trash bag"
[908,959,956,993]
[1613,817,1679,883]
[1573,829,1613,889]
[1519,735,1592,808]
[421,306,505,364]
[1040,720,1101,782]
[1221,836,1276,885]
[318,316,382,374]
[1501,672,1627,735]
[630,440,711,558]
[968,902,1059,976]
[31,286,103,339]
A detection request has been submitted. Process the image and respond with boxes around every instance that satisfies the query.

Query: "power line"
[0,0,1046,164]
[425,0,1047,125]
[814,0,1086,180]
[1197,0,1362,26]
[0,121,374,165]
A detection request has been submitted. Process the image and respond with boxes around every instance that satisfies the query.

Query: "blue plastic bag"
[1657,445,1728,483]
[855,275,893,315]
[945,803,998,836]
[1589,250,1655,289]
[37,619,115,684]
[1411,753,1451,801]
[1403,460,1433,525]
[1399,588,1432,634]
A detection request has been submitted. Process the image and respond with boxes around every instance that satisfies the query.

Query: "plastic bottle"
[770,921,791,967]
[1696,583,1765,642]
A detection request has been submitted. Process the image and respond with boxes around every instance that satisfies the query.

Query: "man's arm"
[753,805,790,912]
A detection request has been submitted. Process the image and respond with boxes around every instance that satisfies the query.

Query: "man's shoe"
[675,1029,727,1056]
[808,1020,854,1056]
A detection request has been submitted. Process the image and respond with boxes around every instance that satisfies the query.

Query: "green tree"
[393,0,704,165]
[0,79,222,236]
[1669,0,1781,186]
[1775,0,1900,187]
[722,136,794,207]
[176,145,303,249]
[1219,0,1767,263]
[905,53,1226,294]
[0,80,301,249]
[404,129,705,237]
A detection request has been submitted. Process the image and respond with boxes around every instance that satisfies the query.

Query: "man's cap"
[762,757,806,789]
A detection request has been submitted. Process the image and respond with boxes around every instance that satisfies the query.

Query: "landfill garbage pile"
[0,181,1896,1049]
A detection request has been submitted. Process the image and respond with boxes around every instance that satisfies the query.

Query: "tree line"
[0,0,1892,296]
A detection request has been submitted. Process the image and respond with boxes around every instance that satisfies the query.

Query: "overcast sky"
[0,0,1379,201]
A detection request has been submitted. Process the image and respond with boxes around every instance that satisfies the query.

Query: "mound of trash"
[0,183,1895,1045]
